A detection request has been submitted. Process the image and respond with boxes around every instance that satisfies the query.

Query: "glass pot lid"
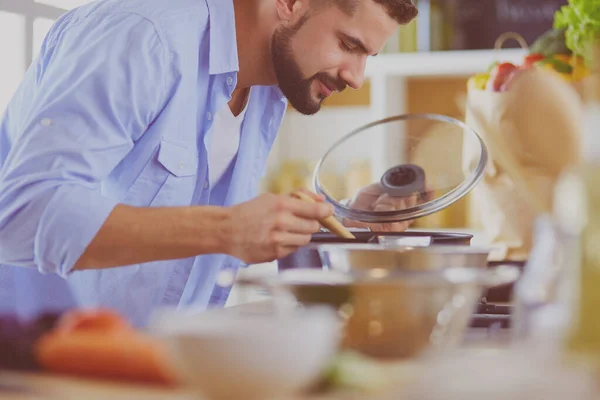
[312,113,488,224]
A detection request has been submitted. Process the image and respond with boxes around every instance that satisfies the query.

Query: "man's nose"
[340,56,367,90]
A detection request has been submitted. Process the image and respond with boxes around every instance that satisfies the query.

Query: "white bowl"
[148,306,341,400]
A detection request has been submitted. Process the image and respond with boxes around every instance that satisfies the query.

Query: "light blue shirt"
[0,0,287,326]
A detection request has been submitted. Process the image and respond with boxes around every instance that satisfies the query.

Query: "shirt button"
[177,161,185,172]
[40,118,52,127]
[207,112,213,121]
[226,77,234,86]
[204,180,209,189]
[216,269,236,288]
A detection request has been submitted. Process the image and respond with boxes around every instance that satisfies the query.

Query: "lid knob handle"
[380,164,426,198]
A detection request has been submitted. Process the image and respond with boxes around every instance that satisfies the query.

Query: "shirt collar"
[271,86,287,104]
[204,0,287,105]
[205,0,239,75]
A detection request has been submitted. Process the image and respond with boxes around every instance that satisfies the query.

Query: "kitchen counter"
[0,346,514,400]
[0,299,514,400]
[4,339,592,400]
[0,227,523,400]
[0,372,196,400]
[0,369,405,400]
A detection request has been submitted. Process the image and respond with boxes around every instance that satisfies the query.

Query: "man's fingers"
[284,196,333,220]
[271,232,313,248]
[373,202,402,213]
[274,213,321,234]
[406,194,418,208]
[295,188,326,203]
[342,219,370,229]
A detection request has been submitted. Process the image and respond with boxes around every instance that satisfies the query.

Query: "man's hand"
[341,183,433,232]
[73,190,332,271]
[223,192,333,264]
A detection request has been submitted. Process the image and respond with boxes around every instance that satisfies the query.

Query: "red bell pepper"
[486,62,518,92]
[523,53,546,68]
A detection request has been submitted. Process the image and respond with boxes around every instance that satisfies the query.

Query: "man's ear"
[275,0,308,22]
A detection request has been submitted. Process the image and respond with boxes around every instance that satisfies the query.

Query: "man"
[0,0,418,326]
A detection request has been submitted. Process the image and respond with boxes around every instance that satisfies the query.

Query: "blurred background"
[0,0,568,231]
[265,0,569,231]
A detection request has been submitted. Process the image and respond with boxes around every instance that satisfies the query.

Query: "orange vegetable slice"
[34,330,179,386]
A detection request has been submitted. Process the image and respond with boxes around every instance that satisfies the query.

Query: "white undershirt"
[207,93,249,185]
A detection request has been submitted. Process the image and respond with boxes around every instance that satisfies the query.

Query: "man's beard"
[271,16,346,115]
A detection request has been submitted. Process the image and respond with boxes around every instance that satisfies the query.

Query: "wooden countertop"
[0,372,196,400]
[0,369,414,400]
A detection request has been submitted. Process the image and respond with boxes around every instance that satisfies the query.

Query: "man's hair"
[312,0,418,25]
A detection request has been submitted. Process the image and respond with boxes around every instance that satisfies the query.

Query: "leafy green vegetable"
[554,0,600,64]
[487,61,499,73]
[319,351,388,392]
[529,28,571,57]
[538,57,574,73]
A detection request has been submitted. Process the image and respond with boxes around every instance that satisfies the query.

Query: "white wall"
[0,10,26,113]
[0,0,89,113]
[267,106,375,175]
[35,0,90,8]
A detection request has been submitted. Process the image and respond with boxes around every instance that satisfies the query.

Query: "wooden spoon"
[292,190,356,239]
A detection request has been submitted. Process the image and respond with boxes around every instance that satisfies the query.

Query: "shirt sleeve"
[0,12,173,277]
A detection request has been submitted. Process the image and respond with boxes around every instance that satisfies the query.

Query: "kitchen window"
[0,0,89,113]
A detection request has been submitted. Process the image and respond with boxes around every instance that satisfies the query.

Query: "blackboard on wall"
[447,0,567,50]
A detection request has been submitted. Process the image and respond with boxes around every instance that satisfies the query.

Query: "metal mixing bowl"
[240,245,519,360]
[261,266,518,360]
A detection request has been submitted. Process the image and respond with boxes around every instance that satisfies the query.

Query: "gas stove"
[469,261,525,331]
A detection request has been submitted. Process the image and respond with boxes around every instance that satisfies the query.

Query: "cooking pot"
[278,231,474,270]
[318,244,491,273]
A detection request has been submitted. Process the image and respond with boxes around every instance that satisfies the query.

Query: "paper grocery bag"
[463,68,583,261]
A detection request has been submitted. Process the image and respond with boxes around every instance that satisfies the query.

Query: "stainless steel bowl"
[318,244,491,274]
[277,231,474,270]
[241,265,519,360]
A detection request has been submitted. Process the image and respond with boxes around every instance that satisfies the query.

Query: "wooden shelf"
[365,49,527,78]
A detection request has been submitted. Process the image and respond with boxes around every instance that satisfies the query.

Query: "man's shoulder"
[75,0,209,40]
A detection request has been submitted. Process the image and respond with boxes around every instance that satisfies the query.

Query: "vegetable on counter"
[34,309,178,386]
[535,55,577,81]
[572,55,591,80]
[313,350,423,395]
[0,312,62,371]
[467,73,490,91]
[468,23,592,91]
[467,2,599,94]
[529,28,571,58]
[554,0,600,65]
[52,308,132,334]
[486,62,519,92]
[523,53,546,68]
[317,351,391,393]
